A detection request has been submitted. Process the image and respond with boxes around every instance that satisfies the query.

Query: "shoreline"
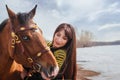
[77,64,100,80]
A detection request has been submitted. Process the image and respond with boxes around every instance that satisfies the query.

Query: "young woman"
[23,23,77,80]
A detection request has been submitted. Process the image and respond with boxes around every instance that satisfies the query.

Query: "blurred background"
[1,0,120,46]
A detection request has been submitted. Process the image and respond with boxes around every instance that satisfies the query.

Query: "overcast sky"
[0,0,120,41]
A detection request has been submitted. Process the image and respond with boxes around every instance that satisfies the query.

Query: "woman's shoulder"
[54,49,66,53]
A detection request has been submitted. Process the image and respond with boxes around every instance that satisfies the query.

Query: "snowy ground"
[77,45,120,80]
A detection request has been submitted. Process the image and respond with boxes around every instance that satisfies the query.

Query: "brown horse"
[0,5,59,80]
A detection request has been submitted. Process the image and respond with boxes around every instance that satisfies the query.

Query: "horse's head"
[6,5,59,79]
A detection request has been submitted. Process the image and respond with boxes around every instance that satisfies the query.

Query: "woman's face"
[53,30,68,48]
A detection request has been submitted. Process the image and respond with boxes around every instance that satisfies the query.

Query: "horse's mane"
[0,19,8,32]
[0,12,31,32]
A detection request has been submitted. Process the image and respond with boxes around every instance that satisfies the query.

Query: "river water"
[77,45,120,80]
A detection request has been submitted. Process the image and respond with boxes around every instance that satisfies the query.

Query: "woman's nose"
[57,38,62,42]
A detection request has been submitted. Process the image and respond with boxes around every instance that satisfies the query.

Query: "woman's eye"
[63,37,68,40]
[56,33,61,37]
[22,36,30,41]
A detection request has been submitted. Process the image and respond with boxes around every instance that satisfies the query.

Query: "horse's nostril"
[33,63,41,72]
[49,75,55,79]
[49,66,54,74]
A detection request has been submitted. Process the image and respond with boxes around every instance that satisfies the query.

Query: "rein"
[11,26,50,73]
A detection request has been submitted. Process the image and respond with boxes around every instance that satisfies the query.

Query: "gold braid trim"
[11,32,21,48]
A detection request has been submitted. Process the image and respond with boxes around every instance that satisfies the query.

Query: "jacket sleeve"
[46,41,52,47]
[54,50,66,69]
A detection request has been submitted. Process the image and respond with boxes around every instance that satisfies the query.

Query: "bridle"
[11,26,50,73]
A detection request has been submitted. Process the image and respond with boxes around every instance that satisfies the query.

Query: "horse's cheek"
[13,43,25,64]
[14,43,24,55]
[8,41,14,58]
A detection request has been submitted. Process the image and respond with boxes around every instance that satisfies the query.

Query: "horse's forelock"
[17,13,31,25]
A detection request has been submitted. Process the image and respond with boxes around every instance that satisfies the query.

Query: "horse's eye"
[22,36,30,41]
[30,28,36,32]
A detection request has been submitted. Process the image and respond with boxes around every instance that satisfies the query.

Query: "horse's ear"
[6,5,18,31]
[6,5,16,20]
[28,5,37,19]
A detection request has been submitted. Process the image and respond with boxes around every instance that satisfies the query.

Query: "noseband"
[11,26,50,72]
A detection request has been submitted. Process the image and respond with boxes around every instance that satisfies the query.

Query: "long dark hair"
[52,23,77,79]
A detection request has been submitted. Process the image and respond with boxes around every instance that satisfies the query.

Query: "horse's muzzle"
[41,66,59,79]
[32,63,59,79]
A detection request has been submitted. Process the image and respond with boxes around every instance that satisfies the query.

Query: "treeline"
[76,30,94,48]
[76,30,120,48]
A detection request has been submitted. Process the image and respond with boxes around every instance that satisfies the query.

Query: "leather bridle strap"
[11,27,50,72]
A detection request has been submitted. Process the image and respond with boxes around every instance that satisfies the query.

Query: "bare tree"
[78,30,94,47]
[75,27,81,47]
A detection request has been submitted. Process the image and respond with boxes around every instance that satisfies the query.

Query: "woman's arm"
[54,50,66,69]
